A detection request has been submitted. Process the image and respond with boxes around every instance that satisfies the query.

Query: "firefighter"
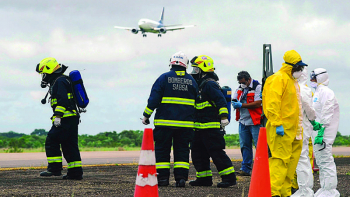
[141,51,198,187]
[189,55,236,188]
[36,57,83,180]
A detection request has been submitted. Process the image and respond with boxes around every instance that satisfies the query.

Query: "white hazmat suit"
[311,68,340,197]
[291,68,316,197]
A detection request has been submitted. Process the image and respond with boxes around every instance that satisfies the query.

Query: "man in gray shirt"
[232,71,262,176]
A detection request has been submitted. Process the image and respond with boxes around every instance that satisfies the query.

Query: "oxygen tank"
[221,86,232,122]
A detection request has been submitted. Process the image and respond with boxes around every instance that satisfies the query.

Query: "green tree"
[31,129,48,136]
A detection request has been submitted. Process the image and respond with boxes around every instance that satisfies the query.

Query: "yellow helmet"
[190,55,214,73]
[36,57,61,74]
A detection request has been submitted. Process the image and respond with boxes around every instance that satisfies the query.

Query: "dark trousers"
[191,128,235,181]
[153,127,193,181]
[45,116,83,177]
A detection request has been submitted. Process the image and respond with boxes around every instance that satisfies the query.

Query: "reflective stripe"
[55,106,66,113]
[219,107,228,115]
[156,162,171,169]
[63,110,77,117]
[68,93,73,99]
[174,162,190,169]
[67,161,82,169]
[219,166,235,176]
[194,122,220,129]
[154,119,194,128]
[161,97,195,106]
[175,71,185,76]
[196,170,212,178]
[51,98,57,106]
[195,101,214,109]
[47,156,62,163]
[144,107,154,116]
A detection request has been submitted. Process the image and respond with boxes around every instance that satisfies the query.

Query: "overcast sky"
[1,0,349,136]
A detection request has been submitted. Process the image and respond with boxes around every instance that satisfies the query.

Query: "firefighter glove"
[221,119,229,128]
[142,116,150,125]
[54,117,61,127]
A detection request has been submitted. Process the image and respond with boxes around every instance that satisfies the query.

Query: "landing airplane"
[114,7,195,37]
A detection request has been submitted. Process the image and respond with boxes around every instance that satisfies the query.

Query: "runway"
[1,147,349,168]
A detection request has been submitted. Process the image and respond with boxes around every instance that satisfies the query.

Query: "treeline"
[0,130,349,153]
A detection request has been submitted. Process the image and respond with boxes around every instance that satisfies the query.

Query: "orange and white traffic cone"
[248,127,271,197]
[134,128,158,197]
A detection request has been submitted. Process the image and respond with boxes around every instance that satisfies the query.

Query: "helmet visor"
[190,56,198,65]
[310,71,316,80]
[191,67,201,75]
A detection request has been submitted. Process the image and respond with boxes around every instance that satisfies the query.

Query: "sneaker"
[40,171,61,177]
[62,174,83,180]
[158,179,169,186]
[189,178,213,186]
[217,181,236,188]
[175,179,186,187]
[236,170,251,176]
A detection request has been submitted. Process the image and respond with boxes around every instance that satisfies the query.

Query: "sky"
[1,0,350,136]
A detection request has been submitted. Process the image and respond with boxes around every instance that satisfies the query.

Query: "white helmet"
[169,51,189,68]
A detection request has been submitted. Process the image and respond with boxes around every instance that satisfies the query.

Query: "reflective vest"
[143,67,198,128]
[235,79,262,125]
[50,75,78,120]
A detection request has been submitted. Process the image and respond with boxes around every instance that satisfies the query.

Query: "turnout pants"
[191,128,235,182]
[153,127,193,181]
[45,116,83,177]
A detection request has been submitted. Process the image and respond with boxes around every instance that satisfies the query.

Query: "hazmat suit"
[291,68,316,197]
[262,50,304,197]
[311,68,340,197]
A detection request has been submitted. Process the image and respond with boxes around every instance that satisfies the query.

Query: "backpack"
[69,70,89,113]
[199,79,232,122]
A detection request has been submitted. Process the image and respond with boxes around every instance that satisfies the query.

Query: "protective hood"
[297,67,308,85]
[314,68,329,86]
[280,63,293,78]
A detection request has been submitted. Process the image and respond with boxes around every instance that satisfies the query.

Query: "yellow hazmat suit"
[262,50,303,197]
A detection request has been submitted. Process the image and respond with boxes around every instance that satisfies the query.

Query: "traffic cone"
[248,127,271,197]
[134,128,159,197]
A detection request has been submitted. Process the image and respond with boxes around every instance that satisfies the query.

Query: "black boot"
[176,179,186,187]
[40,171,61,177]
[62,174,83,180]
[158,178,169,186]
[189,177,213,186]
[217,173,236,188]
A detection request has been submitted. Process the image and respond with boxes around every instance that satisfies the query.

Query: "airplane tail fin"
[159,7,164,24]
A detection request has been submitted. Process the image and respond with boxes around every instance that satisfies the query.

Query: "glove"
[221,119,229,128]
[276,125,284,136]
[310,120,322,131]
[231,101,242,109]
[142,116,150,125]
[314,127,325,145]
[54,117,61,127]
[259,91,262,99]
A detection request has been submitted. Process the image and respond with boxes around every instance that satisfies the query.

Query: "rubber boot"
[189,177,213,186]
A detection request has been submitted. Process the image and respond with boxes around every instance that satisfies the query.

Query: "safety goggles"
[191,67,200,75]
[310,71,327,81]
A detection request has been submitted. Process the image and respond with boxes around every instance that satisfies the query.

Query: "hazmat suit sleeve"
[318,90,336,127]
[204,81,228,118]
[301,86,316,121]
[262,76,283,127]
[143,74,166,118]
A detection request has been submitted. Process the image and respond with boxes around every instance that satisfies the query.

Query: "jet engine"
[159,28,167,34]
[131,29,139,34]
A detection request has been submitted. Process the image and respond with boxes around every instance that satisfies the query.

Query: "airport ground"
[0,148,349,196]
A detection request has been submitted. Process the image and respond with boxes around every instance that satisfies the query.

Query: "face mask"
[240,84,247,88]
[310,82,318,89]
[293,71,302,79]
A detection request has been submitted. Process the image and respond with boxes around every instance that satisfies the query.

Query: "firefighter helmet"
[190,55,214,72]
[36,57,61,74]
[169,51,189,68]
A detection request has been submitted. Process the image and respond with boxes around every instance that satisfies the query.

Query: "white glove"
[54,117,61,127]
[142,116,150,125]
[221,119,229,128]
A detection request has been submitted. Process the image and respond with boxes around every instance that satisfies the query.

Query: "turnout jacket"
[143,67,198,128]
[194,74,229,129]
[50,75,78,120]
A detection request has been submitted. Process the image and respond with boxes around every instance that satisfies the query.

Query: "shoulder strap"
[199,78,220,108]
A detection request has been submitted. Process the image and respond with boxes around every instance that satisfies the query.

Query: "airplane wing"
[114,26,139,31]
[154,25,195,31]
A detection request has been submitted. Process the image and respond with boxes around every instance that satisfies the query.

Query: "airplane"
[114,7,195,37]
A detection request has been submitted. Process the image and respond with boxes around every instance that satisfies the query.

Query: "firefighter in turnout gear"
[142,51,198,187]
[189,55,236,188]
[36,57,83,180]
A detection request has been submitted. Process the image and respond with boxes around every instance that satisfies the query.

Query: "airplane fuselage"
[138,19,163,33]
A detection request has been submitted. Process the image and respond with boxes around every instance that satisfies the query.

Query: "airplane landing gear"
[143,34,147,37]
[158,34,162,37]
